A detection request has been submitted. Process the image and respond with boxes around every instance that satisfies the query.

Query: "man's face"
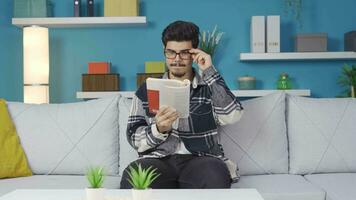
[164,41,194,78]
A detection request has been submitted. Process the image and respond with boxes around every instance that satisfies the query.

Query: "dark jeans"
[120,154,231,189]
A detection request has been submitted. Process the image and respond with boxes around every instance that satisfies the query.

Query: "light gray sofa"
[1,92,355,200]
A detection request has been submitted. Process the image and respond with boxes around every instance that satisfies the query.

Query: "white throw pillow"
[287,95,356,174]
[7,96,120,176]
[219,92,288,175]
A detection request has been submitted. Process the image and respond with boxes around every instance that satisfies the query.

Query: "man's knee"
[179,157,231,188]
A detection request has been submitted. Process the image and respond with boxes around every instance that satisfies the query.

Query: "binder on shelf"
[87,0,94,17]
[88,62,111,74]
[73,0,81,17]
[267,15,280,53]
[250,16,265,53]
[145,61,166,73]
[104,0,139,17]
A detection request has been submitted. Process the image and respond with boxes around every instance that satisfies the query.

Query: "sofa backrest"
[287,95,356,174]
[219,92,289,175]
[7,96,120,176]
[118,97,138,176]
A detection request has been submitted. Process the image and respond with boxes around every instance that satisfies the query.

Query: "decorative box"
[82,74,120,91]
[14,0,52,18]
[145,61,166,73]
[295,33,328,52]
[136,73,164,88]
[88,62,111,74]
[104,0,139,17]
[344,31,356,52]
[238,76,256,90]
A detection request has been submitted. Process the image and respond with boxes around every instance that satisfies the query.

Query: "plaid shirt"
[127,66,243,182]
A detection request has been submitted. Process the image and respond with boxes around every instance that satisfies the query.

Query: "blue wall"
[1,0,355,103]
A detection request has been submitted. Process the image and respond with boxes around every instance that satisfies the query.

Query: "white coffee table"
[0,189,264,200]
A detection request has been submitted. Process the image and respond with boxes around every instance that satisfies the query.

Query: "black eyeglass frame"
[164,49,193,60]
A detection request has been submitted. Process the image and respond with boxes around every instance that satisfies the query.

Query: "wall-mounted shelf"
[12,16,147,28]
[240,52,356,61]
[76,89,311,99]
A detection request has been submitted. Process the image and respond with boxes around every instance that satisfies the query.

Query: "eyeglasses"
[164,49,192,60]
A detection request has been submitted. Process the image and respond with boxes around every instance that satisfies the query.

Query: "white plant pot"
[131,188,152,200]
[86,188,105,200]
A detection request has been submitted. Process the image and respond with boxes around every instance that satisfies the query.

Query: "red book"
[147,89,159,114]
[88,62,110,74]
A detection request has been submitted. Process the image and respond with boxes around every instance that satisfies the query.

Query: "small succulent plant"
[337,64,356,98]
[86,166,105,188]
[126,163,160,189]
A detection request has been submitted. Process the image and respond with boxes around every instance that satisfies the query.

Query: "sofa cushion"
[219,92,288,175]
[7,96,120,176]
[0,99,32,178]
[305,173,356,200]
[118,97,138,176]
[233,174,325,200]
[0,175,121,197]
[287,95,356,174]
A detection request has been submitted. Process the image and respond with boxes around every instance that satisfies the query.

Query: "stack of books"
[14,0,52,18]
[104,0,139,17]
[82,62,120,91]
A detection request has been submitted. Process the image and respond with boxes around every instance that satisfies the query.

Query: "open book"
[146,78,190,118]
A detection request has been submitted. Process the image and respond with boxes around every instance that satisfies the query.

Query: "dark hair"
[162,20,200,48]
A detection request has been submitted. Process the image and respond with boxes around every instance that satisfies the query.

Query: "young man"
[120,21,243,189]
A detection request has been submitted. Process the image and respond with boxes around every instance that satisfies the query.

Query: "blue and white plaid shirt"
[127,66,243,182]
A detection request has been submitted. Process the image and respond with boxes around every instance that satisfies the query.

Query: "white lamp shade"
[23,26,49,85]
[23,26,50,104]
[24,85,49,104]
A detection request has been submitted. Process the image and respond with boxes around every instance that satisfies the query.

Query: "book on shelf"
[267,15,280,53]
[250,16,265,53]
[146,78,190,118]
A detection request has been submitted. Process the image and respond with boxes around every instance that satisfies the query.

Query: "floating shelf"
[240,52,356,61]
[76,89,311,99]
[12,16,147,28]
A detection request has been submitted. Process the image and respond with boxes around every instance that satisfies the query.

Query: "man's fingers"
[157,109,177,122]
[155,105,170,117]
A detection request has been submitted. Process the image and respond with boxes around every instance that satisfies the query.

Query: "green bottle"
[277,73,292,90]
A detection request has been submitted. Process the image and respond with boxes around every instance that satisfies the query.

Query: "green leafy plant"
[284,0,303,28]
[337,64,356,98]
[86,166,105,188]
[199,25,224,57]
[126,163,160,189]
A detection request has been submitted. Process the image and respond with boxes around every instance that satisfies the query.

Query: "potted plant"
[284,0,303,28]
[86,166,105,200]
[199,25,224,58]
[126,163,160,200]
[337,64,356,98]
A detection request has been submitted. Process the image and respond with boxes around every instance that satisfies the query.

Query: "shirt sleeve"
[202,65,244,125]
[126,95,169,153]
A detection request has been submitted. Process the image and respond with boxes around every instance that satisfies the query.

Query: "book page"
[161,79,190,118]
[147,78,190,118]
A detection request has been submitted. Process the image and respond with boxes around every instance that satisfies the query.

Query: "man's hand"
[189,48,213,71]
[155,106,179,133]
